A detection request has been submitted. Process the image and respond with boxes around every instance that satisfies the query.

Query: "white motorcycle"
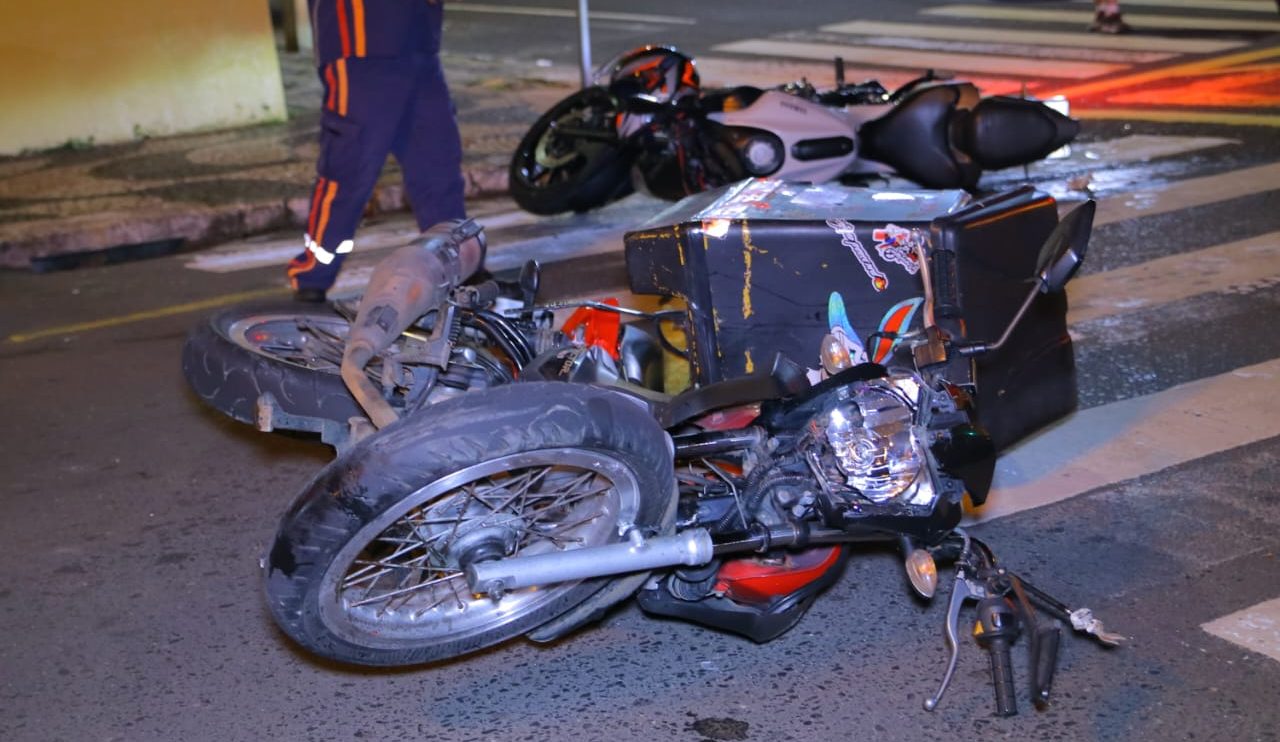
[509,46,1079,215]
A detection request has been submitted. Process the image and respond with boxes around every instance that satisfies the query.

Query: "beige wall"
[0,0,286,155]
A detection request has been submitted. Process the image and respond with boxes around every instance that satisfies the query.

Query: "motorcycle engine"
[809,374,940,507]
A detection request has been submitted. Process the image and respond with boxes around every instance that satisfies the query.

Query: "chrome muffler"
[466,529,714,597]
[341,219,486,428]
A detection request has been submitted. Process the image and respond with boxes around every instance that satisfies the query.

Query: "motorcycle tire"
[263,382,676,666]
[508,86,634,216]
[181,299,370,427]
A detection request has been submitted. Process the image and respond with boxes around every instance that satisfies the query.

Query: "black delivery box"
[624,178,1076,451]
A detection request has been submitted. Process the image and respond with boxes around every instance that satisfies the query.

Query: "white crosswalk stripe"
[818,19,1244,56]
[1073,0,1276,11]
[712,38,1129,79]
[1203,598,1280,663]
[966,357,1280,524]
[922,3,1280,32]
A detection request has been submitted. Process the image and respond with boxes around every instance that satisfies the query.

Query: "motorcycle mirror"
[1034,199,1094,294]
[954,199,1094,359]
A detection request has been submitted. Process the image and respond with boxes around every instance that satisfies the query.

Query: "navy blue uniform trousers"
[289,46,466,291]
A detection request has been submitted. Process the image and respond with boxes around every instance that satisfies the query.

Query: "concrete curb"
[0,161,511,271]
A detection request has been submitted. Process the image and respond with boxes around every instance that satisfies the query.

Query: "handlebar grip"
[988,638,1018,717]
[1032,623,1062,708]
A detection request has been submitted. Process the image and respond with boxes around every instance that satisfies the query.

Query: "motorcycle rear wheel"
[508,86,634,215]
[181,300,490,431]
[182,300,370,427]
[263,382,676,666]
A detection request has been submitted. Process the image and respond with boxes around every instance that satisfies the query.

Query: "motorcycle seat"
[857,84,981,190]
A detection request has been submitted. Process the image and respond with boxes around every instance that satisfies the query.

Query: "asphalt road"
[3,2,1280,741]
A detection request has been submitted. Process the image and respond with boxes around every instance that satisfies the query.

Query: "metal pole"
[577,0,592,88]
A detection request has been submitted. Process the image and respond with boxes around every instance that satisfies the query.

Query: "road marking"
[20,162,1280,341]
[965,357,1280,524]
[185,210,541,274]
[694,55,1028,94]
[1095,160,1280,226]
[1068,231,1280,325]
[4,288,287,344]
[819,20,1240,55]
[923,4,1280,32]
[446,3,695,25]
[1044,46,1280,100]
[1076,0,1277,12]
[1203,598,1280,663]
[1071,134,1237,163]
[1074,107,1280,128]
[712,39,1127,79]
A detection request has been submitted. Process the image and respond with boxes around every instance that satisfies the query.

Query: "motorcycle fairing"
[636,547,849,642]
[709,90,878,184]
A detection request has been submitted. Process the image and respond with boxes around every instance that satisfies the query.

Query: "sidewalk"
[0,49,580,270]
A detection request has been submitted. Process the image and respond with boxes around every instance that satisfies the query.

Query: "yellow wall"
[0,0,286,154]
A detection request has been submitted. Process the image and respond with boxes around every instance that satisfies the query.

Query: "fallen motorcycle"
[508,45,1078,215]
[183,180,1120,716]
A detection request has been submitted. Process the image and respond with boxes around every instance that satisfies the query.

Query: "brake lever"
[924,564,983,711]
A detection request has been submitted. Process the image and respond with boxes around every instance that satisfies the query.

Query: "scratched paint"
[741,221,757,320]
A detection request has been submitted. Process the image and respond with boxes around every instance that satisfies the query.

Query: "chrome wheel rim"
[318,448,641,648]
[226,313,351,372]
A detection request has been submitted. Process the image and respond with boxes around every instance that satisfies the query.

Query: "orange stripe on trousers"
[336,58,348,116]
[352,0,366,57]
[324,64,336,111]
[307,178,327,236]
[335,0,352,58]
[314,180,340,246]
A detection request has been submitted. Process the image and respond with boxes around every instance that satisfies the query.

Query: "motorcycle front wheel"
[263,382,676,666]
[508,86,634,215]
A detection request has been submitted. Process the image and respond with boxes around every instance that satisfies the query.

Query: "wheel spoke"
[324,447,641,646]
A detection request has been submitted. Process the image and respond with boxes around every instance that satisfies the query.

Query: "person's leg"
[393,54,467,232]
[289,58,415,296]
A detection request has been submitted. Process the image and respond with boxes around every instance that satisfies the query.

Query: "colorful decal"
[826,218,889,292]
[871,224,925,275]
[826,292,869,365]
[869,297,924,364]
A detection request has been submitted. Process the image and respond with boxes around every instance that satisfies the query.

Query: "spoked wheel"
[508,86,634,215]
[264,382,675,666]
[181,300,494,430]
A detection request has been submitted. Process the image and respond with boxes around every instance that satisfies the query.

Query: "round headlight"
[824,382,924,503]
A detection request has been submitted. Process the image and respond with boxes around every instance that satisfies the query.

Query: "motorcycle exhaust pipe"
[341,219,486,428]
[466,529,715,597]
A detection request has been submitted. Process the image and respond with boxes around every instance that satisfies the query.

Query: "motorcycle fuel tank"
[624,178,1076,451]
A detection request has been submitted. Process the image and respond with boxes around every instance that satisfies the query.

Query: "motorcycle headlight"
[823,378,932,505]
